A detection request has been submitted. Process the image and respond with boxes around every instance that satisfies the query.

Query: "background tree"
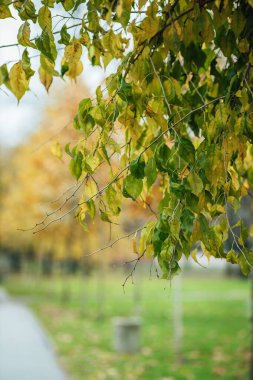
[0,82,145,276]
[0,0,253,278]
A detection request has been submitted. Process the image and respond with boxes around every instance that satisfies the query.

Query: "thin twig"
[83,225,147,257]
[122,251,145,291]
[150,56,172,115]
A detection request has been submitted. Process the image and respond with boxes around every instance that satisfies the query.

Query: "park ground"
[4,269,251,380]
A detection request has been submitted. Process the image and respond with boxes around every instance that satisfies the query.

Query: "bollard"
[112,317,141,353]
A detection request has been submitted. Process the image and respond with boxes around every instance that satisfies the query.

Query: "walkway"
[0,289,66,380]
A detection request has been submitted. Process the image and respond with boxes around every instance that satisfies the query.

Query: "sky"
[0,11,107,148]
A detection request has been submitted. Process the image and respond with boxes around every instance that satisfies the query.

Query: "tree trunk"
[172,275,183,363]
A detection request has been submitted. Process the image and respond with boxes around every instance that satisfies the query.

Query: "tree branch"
[122,251,145,290]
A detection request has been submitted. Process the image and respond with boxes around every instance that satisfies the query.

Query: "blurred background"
[0,11,252,380]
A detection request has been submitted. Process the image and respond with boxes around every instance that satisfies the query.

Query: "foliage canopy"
[1,0,253,278]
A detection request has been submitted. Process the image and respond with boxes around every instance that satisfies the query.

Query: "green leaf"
[238,220,249,246]
[21,49,35,80]
[65,143,72,157]
[14,0,37,23]
[73,0,85,12]
[17,21,36,48]
[130,157,145,179]
[40,54,58,75]
[42,0,56,7]
[0,64,10,88]
[58,25,70,45]
[78,98,94,137]
[69,152,83,180]
[187,172,203,195]
[155,143,171,172]
[238,248,253,276]
[178,137,195,163]
[198,213,210,235]
[170,181,185,197]
[61,0,75,11]
[231,10,246,37]
[118,78,132,102]
[105,185,121,215]
[145,158,157,188]
[180,208,194,233]
[116,0,132,28]
[38,6,52,33]
[226,249,238,264]
[123,174,143,200]
[86,199,96,219]
[35,30,57,63]
[158,255,181,280]
[79,98,92,115]
[152,228,168,256]
[100,210,112,223]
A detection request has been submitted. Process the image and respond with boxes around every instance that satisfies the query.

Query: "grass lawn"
[4,268,251,380]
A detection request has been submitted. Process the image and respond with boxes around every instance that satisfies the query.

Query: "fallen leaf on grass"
[141,346,152,356]
[57,333,73,343]
[187,350,200,359]
[212,367,226,376]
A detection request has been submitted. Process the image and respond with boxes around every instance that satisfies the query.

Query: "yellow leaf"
[64,40,82,64]
[238,38,249,53]
[132,239,138,254]
[50,141,62,160]
[200,242,212,262]
[228,167,240,191]
[226,249,238,264]
[191,247,206,267]
[38,6,52,33]
[138,0,148,8]
[61,39,83,79]
[146,244,153,259]
[85,176,97,198]
[191,219,201,244]
[116,0,123,18]
[17,21,35,48]
[84,155,100,172]
[66,60,83,79]
[9,61,29,101]
[40,54,58,76]
[0,5,12,19]
[39,66,53,92]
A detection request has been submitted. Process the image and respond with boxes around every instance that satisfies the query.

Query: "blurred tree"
[0,83,139,274]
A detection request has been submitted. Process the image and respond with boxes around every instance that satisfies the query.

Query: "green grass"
[4,269,251,380]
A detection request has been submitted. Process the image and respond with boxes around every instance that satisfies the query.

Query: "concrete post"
[112,317,141,353]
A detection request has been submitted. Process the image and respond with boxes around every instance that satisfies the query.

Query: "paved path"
[0,289,66,380]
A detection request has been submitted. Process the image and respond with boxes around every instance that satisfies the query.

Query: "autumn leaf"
[38,6,52,33]
[9,62,29,101]
[39,66,53,92]
[17,21,36,48]
[0,5,12,19]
